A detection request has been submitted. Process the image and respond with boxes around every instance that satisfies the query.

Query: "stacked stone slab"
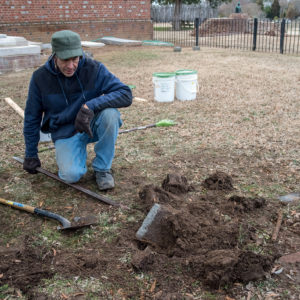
[198,17,250,36]
[195,15,281,37]
[0,34,41,74]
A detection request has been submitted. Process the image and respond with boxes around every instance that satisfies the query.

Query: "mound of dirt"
[202,171,234,190]
[0,172,285,297]
[189,249,273,289]
[138,184,181,211]
[131,247,155,271]
[228,195,266,212]
[162,174,194,194]
[136,173,278,288]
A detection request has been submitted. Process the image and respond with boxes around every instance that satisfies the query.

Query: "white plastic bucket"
[175,70,198,101]
[152,72,176,102]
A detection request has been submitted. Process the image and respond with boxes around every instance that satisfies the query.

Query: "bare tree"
[286,0,300,19]
[173,0,181,30]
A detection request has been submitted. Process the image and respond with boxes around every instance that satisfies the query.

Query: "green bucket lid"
[153,72,176,78]
[175,69,197,75]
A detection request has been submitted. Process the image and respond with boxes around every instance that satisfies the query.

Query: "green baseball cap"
[51,30,83,60]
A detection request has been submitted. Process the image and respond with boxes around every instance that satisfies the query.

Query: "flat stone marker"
[81,41,105,48]
[0,35,28,47]
[99,37,142,46]
[0,35,41,74]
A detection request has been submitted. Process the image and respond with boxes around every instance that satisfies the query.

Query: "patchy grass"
[39,274,112,299]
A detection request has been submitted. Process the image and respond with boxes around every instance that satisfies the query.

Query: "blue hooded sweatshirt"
[23,54,132,158]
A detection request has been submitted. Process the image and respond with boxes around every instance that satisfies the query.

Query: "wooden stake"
[4,97,24,118]
[272,209,283,241]
[133,97,147,102]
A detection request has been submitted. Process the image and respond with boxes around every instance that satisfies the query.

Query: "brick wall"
[0,0,152,42]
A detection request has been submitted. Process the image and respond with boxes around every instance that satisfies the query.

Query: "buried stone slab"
[136,204,177,249]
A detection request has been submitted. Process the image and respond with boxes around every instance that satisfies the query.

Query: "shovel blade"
[59,215,98,231]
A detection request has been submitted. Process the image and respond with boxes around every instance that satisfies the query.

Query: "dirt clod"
[139,184,180,211]
[228,195,266,212]
[131,247,155,271]
[202,171,234,190]
[162,173,193,194]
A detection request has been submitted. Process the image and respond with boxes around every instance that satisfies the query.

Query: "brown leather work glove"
[23,157,41,174]
[74,106,94,138]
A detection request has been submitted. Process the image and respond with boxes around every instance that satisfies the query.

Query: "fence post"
[195,18,199,46]
[193,18,200,50]
[252,18,258,51]
[280,19,286,54]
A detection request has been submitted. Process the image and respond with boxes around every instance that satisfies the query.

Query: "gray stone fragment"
[279,193,300,203]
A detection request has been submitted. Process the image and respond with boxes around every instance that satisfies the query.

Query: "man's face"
[54,56,80,77]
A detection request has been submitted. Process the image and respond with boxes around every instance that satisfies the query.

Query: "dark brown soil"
[136,174,278,289]
[0,237,54,295]
[0,172,299,299]
[202,171,234,191]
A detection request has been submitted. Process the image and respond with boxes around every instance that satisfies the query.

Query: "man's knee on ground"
[59,167,85,183]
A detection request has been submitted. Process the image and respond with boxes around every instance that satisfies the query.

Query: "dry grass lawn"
[0,45,299,299]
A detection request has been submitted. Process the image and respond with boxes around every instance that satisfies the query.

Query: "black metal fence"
[153,18,300,55]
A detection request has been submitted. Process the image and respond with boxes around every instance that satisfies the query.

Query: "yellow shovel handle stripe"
[0,197,35,213]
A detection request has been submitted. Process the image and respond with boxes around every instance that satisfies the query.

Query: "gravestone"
[0,34,41,74]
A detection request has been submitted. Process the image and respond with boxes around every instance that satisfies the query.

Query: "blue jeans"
[55,108,122,183]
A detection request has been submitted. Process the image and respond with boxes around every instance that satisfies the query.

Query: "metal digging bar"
[13,156,128,209]
[0,197,98,231]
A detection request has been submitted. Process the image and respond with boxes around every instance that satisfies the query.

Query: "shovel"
[0,197,98,231]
